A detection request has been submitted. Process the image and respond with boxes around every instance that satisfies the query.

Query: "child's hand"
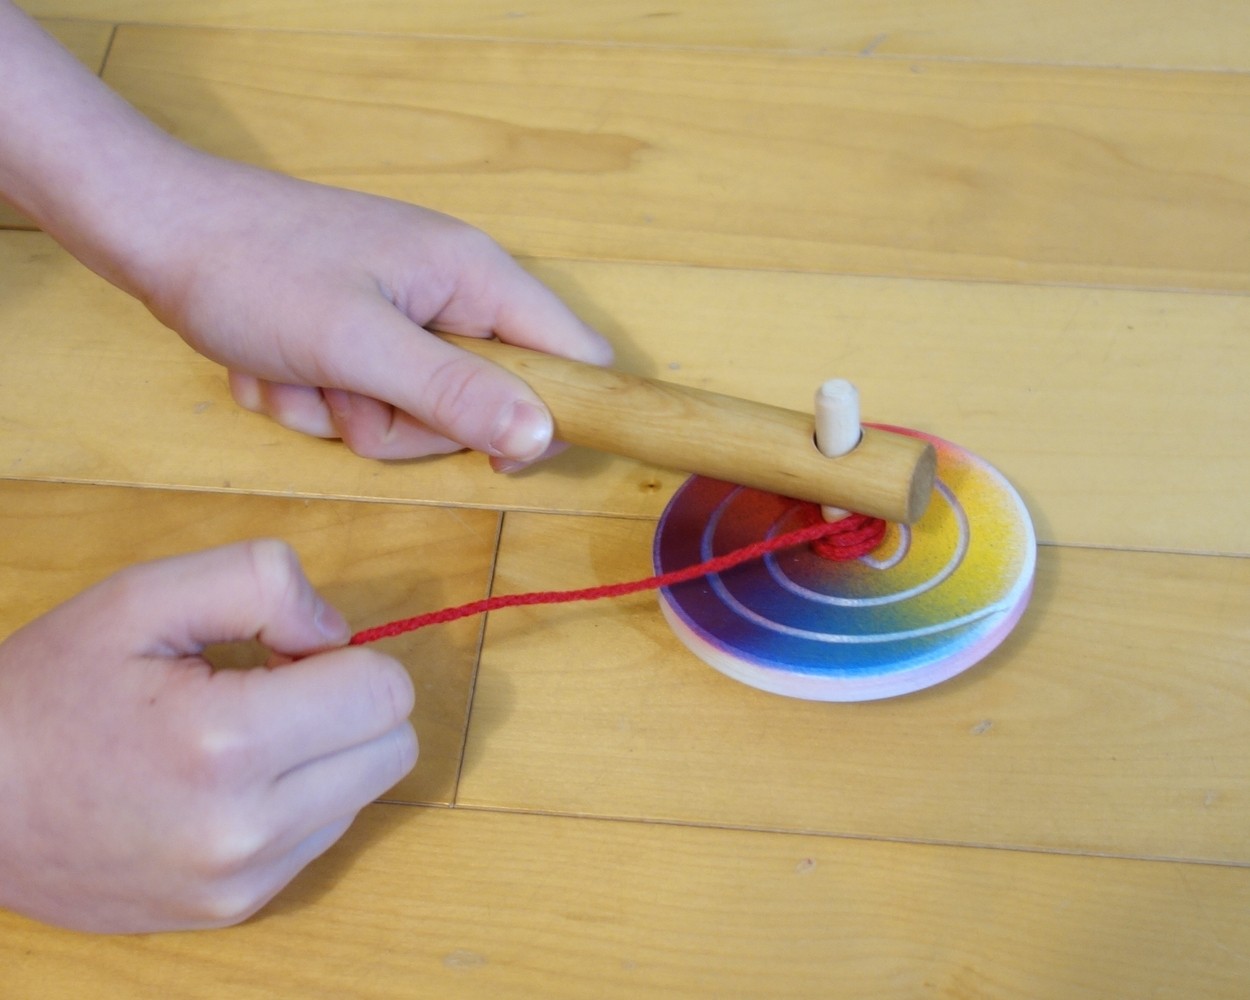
[3,5,609,469]
[132,155,613,470]
[0,540,417,933]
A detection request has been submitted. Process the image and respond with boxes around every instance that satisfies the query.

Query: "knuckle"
[336,411,397,460]
[325,393,437,461]
[192,880,270,928]
[199,817,269,881]
[170,757,275,889]
[241,538,301,593]
[340,433,384,459]
[363,724,418,800]
[266,387,338,440]
[164,795,270,890]
[393,722,419,778]
[423,355,499,445]
[361,651,416,726]
[97,559,161,620]
[456,224,504,262]
[237,538,305,617]
[181,722,254,792]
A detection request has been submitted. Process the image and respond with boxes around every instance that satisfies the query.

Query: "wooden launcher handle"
[445,335,937,524]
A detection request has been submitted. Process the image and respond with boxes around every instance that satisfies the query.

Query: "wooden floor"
[3,3,1249,996]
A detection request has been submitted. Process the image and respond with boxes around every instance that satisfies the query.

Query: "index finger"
[431,244,615,367]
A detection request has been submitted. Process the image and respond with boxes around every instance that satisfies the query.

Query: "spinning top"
[446,335,1035,700]
[654,426,1034,701]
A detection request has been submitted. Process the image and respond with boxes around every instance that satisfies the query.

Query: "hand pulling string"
[349,510,886,646]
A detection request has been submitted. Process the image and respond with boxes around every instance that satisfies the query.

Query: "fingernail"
[324,388,352,422]
[489,400,552,463]
[492,458,528,475]
[315,600,351,644]
[231,375,262,412]
[490,441,568,475]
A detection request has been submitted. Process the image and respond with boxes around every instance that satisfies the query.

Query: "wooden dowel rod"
[445,335,936,524]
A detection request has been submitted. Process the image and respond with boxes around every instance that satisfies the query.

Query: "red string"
[811,512,888,560]
[349,508,886,646]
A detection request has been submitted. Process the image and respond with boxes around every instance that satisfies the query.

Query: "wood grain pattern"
[2,803,1248,1000]
[34,17,112,73]
[444,334,937,522]
[3,234,1245,554]
[525,260,1250,555]
[0,479,498,804]
[460,511,1250,863]
[17,0,1250,69]
[97,27,1250,292]
[3,2,1248,992]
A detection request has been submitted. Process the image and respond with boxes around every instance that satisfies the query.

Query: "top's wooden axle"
[445,335,937,524]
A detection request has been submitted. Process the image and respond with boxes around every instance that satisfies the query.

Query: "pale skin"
[0,2,611,932]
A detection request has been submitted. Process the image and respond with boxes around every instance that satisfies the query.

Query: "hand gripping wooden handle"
[445,335,937,524]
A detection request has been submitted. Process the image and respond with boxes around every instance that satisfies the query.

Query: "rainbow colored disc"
[653,427,1035,701]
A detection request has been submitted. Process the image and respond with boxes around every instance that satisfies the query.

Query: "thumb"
[107,540,350,658]
[323,302,556,462]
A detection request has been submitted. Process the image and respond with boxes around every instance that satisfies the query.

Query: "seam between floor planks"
[375,798,1250,871]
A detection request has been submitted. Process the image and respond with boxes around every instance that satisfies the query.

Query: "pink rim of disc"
[653,426,1036,701]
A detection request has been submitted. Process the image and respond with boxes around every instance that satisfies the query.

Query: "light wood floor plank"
[535,259,1250,556]
[18,0,1250,70]
[37,16,112,71]
[2,803,1247,999]
[459,512,1250,863]
[3,234,1245,554]
[4,0,1245,990]
[97,27,1250,292]
[3,1,1245,987]
[0,479,498,804]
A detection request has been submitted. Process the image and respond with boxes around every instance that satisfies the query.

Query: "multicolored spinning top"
[445,336,1036,701]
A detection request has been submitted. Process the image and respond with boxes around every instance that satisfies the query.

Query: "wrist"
[0,2,204,300]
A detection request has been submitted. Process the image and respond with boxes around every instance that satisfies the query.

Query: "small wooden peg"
[814,379,861,458]
[814,379,862,521]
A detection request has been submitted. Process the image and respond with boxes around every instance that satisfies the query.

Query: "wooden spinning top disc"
[653,427,1035,701]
